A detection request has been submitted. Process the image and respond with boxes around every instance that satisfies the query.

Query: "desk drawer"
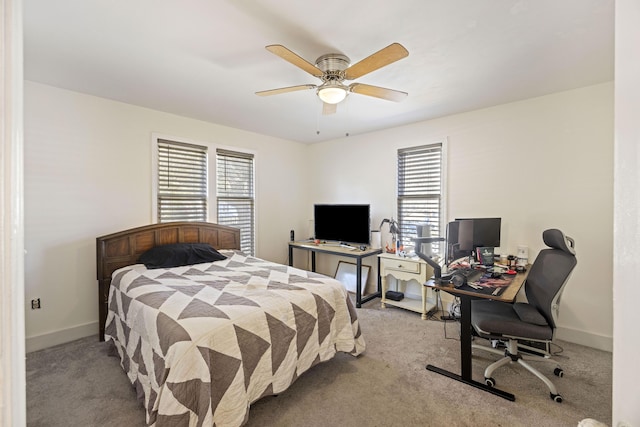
[383,258,420,273]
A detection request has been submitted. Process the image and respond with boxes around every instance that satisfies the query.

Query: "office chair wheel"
[553,367,564,377]
[550,393,563,403]
[485,377,496,387]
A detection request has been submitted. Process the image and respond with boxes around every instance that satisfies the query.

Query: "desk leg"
[311,252,316,272]
[288,246,293,267]
[358,256,382,307]
[426,295,515,401]
[459,296,473,379]
[378,256,381,293]
[380,274,388,308]
[355,258,362,308]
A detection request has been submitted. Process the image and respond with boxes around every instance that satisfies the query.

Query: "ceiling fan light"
[317,85,347,104]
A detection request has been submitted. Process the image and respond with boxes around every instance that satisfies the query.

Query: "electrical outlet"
[31,298,41,309]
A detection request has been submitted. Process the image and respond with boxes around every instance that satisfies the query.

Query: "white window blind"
[157,139,208,222]
[216,149,255,255]
[397,143,443,255]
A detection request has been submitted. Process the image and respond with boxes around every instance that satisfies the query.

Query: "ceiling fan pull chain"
[316,100,321,135]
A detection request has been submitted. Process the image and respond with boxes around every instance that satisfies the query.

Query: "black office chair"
[471,229,577,402]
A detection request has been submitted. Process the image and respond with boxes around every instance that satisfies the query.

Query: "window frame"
[155,138,208,223]
[151,134,258,255]
[216,148,256,255]
[396,140,447,257]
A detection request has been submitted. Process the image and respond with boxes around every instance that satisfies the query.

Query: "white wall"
[613,0,640,425]
[23,81,310,350]
[24,81,614,353]
[308,82,614,351]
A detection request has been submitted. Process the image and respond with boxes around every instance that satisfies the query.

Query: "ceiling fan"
[256,43,409,114]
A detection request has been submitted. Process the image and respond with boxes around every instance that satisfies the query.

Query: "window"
[397,142,444,256]
[216,149,255,255]
[157,139,208,222]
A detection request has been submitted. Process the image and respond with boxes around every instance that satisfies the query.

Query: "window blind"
[216,149,255,255]
[157,139,208,222]
[397,143,443,255]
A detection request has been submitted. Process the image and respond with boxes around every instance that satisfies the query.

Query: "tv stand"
[288,241,382,307]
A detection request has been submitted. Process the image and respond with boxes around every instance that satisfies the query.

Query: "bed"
[96,222,365,426]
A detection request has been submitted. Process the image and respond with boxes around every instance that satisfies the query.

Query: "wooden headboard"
[96,221,241,340]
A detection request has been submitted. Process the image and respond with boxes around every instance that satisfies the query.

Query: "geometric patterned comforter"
[104,250,366,427]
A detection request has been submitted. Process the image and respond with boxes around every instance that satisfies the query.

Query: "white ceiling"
[24,0,614,144]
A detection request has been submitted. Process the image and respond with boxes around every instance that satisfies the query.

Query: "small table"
[424,268,528,401]
[288,241,382,307]
[379,253,435,319]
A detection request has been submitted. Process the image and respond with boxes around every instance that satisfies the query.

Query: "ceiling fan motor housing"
[315,54,350,83]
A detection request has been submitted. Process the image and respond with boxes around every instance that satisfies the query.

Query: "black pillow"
[138,243,227,269]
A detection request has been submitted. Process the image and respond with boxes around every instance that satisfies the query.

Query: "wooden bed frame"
[96,221,241,340]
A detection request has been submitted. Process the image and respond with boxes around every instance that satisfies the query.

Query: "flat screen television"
[314,204,370,245]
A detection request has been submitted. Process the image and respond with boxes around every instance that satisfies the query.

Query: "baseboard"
[26,321,98,353]
[555,326,612,352]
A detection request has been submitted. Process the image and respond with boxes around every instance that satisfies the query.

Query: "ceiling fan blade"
[255,84,317,97]
[349,83,408,102]
[344,43,409,80]
[265,45,324,78]
[322,102,337,115]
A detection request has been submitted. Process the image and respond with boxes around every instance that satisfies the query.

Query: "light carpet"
[26,299,612,426]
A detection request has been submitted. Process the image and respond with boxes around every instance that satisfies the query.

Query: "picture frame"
[334,261,370,297]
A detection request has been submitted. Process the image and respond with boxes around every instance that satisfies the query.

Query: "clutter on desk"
[516,245,529,266]
[476,247,495,265]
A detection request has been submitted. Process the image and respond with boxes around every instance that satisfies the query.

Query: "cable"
[426,288,460,340]
[425,289,444,321]
[443,295,461,340]
[550,341,564,356]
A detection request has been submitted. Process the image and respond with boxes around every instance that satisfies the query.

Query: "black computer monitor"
[446,221,470,264]
[448,218,501,262]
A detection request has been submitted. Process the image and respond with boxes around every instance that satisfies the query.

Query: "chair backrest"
[524,229,577,329]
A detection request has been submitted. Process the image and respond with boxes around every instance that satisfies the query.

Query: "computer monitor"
[446,221,469,264]
[457,220,475,251]
[448,217,501,262]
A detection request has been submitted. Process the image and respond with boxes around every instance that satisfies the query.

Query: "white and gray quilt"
[105,250,365,426]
